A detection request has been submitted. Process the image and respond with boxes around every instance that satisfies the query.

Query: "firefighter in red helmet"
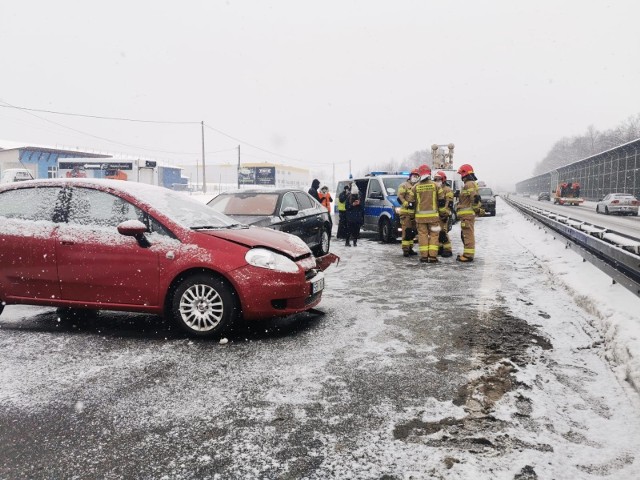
[411,164,446,263]
[397,168,420,256]
[434,170,454,257]
[456,163,480,262]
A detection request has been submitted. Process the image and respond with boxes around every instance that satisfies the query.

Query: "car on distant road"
[537,191,551,201]
[595,193,639,216]
[207,189,332,256]
[478,187,496,216]
[0,179,328,337]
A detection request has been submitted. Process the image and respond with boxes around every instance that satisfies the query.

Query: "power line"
[0,99,201,155]
[0,102,199,125]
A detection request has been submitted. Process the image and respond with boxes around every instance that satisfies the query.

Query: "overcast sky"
[1,0,639,190]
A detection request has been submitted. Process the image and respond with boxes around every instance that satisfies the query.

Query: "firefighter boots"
[456,255,473,262]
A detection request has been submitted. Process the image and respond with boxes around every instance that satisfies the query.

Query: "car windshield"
[208,192,279,215]
[479,188,494,196]
[382,177,405,195]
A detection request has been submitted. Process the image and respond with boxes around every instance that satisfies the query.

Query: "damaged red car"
[0,179,335,337]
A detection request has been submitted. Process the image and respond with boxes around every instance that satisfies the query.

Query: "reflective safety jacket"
[337,191,348,211]
[397,180,416,216]
[441,184,454,216]
[412,180,445,224]
[457,179,480,217]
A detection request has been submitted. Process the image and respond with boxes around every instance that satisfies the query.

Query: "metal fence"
[516,138,640,200]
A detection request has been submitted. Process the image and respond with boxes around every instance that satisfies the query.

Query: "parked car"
[207,189,331,256]
[478,187,496,216]
[0,168,33,184]
[0,179,329,337]
[595,193,639,216]
[538,191,550,201]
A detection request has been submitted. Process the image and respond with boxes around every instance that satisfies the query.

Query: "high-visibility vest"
[337,194,347,212]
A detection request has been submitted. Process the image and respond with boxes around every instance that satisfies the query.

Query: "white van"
[0,168,34,184]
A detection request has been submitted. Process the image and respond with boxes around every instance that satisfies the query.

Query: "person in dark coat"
[308,179,321,203]
[345,187,364,247]
[337,183,351,239]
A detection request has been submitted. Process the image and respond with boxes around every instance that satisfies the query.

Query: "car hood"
[200,226,310,259]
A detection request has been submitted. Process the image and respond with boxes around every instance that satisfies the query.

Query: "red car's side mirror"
[117,220,147,236]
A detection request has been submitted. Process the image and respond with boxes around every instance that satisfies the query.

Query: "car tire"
[170,273,239,338]
[0,302,4,317]
[379,218,393,243]
[596,205,600,214]
[313,224,331,256]
[605,206,610,215]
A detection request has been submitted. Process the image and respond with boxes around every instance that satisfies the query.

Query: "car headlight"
[245,248,299,273]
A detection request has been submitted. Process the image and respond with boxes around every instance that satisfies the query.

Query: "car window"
[208,193,279,215]
[280,192,298,213]
[68,187,146,228]
[368,179,383,198]
[382,177,404,195]
[479,188,493,196]
[0,187,61,221]
[602,194,610,201]
[294,192,315,210]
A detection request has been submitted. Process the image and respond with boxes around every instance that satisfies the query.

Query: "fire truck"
[553,182,584,205]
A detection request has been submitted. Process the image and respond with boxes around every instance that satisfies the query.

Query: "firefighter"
[434,170,453,257]
[397,169,420,256]
[411,164,446,263]
[456,163,481,262]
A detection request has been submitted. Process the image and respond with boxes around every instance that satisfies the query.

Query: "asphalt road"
[2,201,640,479]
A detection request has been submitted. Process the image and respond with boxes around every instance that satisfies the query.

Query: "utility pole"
[201,121,207,193]
[237,145,241,189]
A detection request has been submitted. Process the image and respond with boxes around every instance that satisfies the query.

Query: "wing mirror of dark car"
[117,220,151,248]
[281,207,299,217]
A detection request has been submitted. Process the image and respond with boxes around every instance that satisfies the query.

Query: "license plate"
[311,276,324,294]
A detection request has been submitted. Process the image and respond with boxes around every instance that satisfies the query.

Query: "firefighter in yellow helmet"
[456,163,481,262]
[397,169,420,256]
[434,170,453,257]
[411,164,446,263]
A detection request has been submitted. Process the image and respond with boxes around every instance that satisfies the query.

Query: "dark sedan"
[207,189,332,256]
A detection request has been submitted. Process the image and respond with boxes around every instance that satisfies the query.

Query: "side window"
[294,192,314,210]
[68,188,143,228]
[0,187,61,221]
[280,192,298,213]
[367,179,383,198]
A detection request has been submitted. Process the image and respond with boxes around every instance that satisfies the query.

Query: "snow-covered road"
[1,198,640,479]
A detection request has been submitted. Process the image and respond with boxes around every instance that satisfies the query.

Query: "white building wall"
[0,150,23,177]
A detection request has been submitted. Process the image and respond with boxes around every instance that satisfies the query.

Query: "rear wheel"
[0,302,4,317]
[313,224,331,256]
[170,274,239,337]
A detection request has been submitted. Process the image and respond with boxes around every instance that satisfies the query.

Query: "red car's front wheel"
[170,274,239,337]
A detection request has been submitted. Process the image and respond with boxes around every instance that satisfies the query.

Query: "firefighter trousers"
[400,214,416,252]
[459,214,475,259]
[417,221,441,259]
[438,217,452,254]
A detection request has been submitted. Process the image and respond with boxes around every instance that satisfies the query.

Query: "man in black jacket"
[308,179,321,203]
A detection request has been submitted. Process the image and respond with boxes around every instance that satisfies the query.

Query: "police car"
[335,170,462,242]
[334,172,412,242]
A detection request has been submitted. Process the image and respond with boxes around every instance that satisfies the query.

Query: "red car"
[0,179,329,337]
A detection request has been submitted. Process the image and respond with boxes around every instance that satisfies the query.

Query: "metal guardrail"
[504,195,640,297]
